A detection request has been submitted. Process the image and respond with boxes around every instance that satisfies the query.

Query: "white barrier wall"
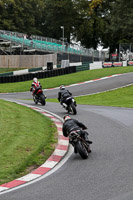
[70,62,82,66]
[90,61,130,69]
[123,61,127,66]
[90,61,102,70]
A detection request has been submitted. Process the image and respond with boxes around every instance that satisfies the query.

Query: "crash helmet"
[33,77,38,83]
[63,115,71,121]
[60,85,65,90]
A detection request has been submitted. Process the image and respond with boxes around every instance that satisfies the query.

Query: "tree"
[73,0,133,52]
[0,0,45,35]
[72,0,107,49]
[0,0,16,30]
[102,0,133,53]
[0,0,133,53]
[41,0,78,42]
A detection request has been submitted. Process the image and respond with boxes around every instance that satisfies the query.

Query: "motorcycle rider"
[30,77,42,97]
[58,85,76,107]
[62,115,92,153]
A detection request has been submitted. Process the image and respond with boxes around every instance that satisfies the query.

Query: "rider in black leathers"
[62,115,92,152]
[58,85,72,105]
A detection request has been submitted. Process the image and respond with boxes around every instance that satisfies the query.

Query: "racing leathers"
[30,81,42,96]
[58,89,72,105]
[62,118,92,145]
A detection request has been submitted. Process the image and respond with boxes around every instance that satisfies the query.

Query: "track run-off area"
[0,72,133,200]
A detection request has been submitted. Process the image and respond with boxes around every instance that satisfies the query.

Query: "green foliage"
[41,0,78,42]
[102,0,133,52]
[0,0,133,50]
[73,0,133,50]
[0,0,45,34]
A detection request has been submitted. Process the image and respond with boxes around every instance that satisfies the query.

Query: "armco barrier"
[76,62,90,72]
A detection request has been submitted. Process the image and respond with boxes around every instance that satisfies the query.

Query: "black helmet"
[63,115,71,121]
[60,85,65,90]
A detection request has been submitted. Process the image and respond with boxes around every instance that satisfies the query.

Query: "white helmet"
[33,77,38,83]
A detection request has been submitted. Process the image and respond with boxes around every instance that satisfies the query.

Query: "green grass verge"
[1,66,133,93]
[75,85,133,108]
[0,99,57,185]
[0,68,26,74]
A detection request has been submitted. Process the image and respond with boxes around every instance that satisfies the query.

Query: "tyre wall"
[0,66,77,83]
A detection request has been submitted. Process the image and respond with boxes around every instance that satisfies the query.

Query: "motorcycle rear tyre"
[71,102,77,115]
[75,141,89,159]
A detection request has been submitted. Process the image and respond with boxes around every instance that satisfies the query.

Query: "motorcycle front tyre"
[40,94,46,106]
[33,96,38,104]
[75,140,89,159]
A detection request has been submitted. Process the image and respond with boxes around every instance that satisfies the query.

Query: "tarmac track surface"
[1,71,133,99]
[0,72,133,200]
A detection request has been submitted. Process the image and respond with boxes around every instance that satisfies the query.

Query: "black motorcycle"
[62,96,77,115]
[33,87,46,106]
[69,130,91,159]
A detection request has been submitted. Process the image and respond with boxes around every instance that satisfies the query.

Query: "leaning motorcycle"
[69,130,91,159]
[33,86,46,106]
[62,96,77,115]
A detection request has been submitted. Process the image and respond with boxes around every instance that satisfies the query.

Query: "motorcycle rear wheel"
[70,102,77,115]
[75,141,89,159]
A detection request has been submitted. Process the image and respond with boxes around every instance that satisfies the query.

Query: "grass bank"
[0,66,133,93]
[0,99,57,185]
[0,68,26,74]
[75,84,133,108]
